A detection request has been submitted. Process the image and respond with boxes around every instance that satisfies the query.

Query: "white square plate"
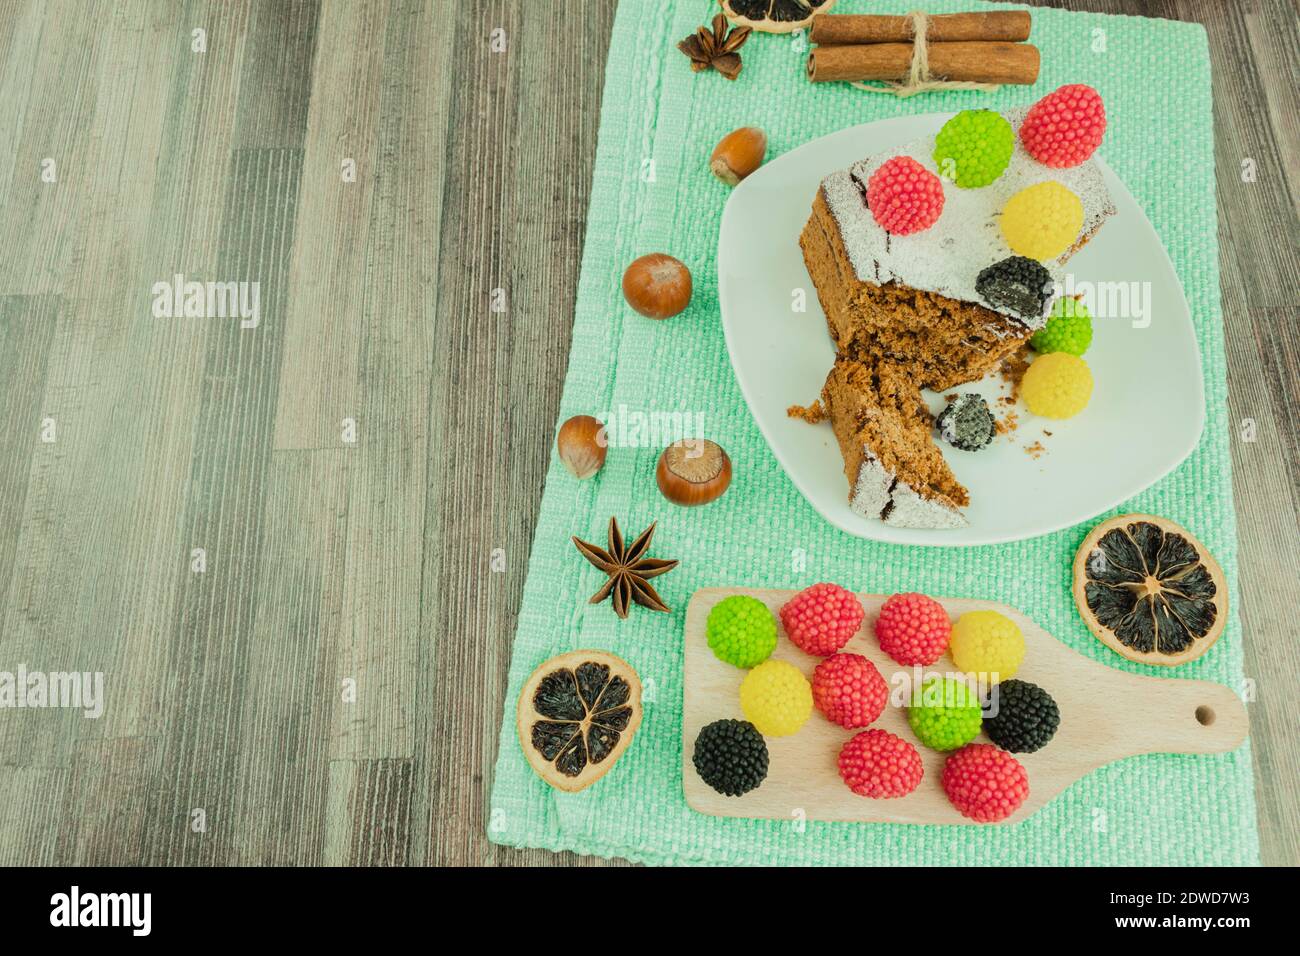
[717,113,1204,547]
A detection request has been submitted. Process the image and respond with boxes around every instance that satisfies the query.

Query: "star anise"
[572,517,679,619]
[677,13,751,81]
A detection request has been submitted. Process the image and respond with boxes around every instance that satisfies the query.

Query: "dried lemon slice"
[720,0,838,34]
[1072,514,1227,666]
[516,650,642,791]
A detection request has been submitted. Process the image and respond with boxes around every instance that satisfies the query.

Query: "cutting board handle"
[1122,675,1248,757]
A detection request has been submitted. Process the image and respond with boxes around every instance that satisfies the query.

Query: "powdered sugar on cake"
[821,109,1115,329]
[851,455,968,529]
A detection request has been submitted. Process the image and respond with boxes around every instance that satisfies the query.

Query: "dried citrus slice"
[1072,514,1227,666]
[516,650,642,791]
[720,0,838,34]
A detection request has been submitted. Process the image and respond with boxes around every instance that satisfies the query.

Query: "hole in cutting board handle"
[1195,705,1216,726]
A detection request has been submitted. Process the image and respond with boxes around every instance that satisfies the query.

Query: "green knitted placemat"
[488,0,1258,865]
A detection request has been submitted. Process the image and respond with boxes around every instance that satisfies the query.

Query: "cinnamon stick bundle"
[810,11,1032,45]
[805,9,1039,88]
[807,41,1040,85]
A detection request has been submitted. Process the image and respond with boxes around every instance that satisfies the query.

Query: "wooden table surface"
[0,0,1293,867]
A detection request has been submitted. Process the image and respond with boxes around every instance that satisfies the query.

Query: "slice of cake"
[797,95,1116,528]
[821,356,968,529]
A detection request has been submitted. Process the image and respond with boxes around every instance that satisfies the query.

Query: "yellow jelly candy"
[740,660,812,737]
[951,610,1026,683]
[1000,182,1084,261]
[1021,352,1094,419]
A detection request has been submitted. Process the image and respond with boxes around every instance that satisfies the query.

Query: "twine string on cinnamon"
[849,11,1002,98]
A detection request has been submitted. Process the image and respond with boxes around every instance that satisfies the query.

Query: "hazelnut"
[557,415,607,479]
[621,253,692,319]
[656,439,732,507]
[710,127,767,186]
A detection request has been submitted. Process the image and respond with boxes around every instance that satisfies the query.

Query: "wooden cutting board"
[683,587,1248,826]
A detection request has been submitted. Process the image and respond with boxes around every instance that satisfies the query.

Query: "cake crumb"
[998,346,1031,401]
[945,393,958,402]
[994,411,1019,435]
[787,400,826,424]
[1025,441,1045,459]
